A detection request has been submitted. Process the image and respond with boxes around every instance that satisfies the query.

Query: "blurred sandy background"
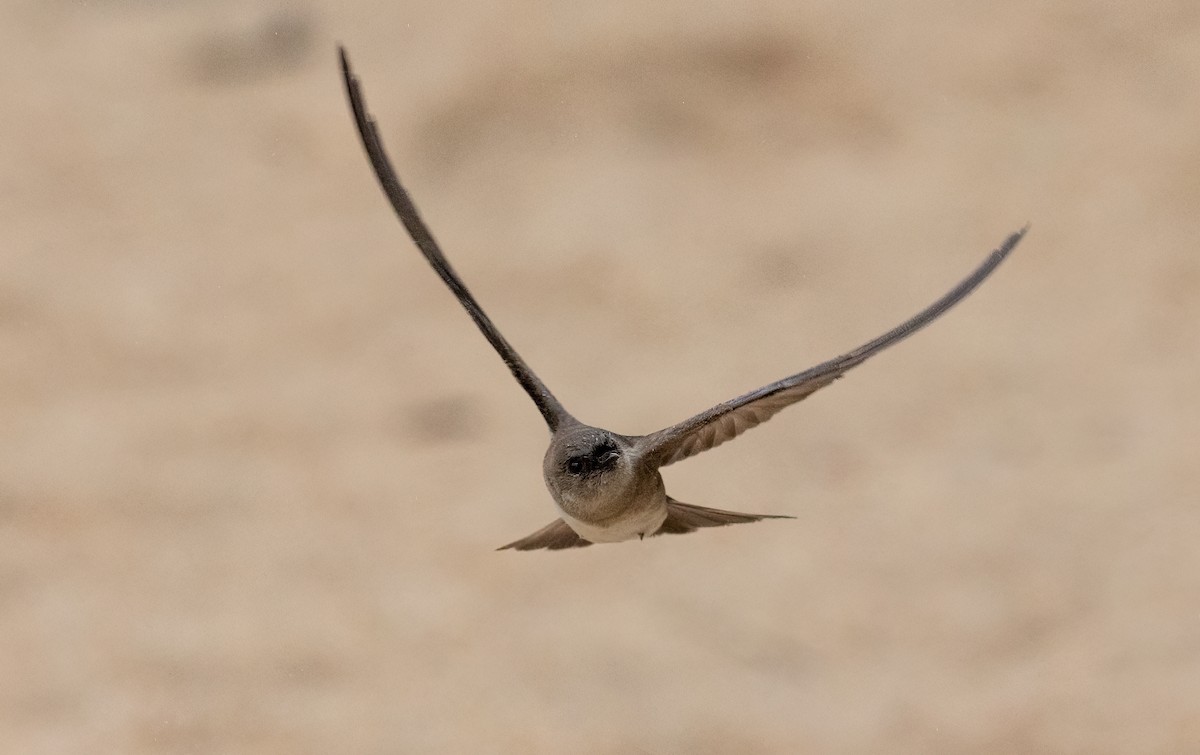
[2,1,1199,752]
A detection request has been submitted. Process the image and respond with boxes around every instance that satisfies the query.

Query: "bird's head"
[543,427,632,506]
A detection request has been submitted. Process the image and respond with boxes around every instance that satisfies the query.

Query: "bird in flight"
[338,47,1026,552]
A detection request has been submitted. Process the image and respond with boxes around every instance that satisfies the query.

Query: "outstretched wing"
[339,47,572,432]
[637,228,1026,468]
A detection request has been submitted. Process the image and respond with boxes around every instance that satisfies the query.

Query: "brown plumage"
[339,47,1026,552]
[500,500,792,550]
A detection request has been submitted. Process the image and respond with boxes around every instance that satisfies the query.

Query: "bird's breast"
[551,470,668,542]
[560,500,668,543]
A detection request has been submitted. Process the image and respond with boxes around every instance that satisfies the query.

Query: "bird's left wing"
[637,228,1026,468]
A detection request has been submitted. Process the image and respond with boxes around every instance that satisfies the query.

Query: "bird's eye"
[567,458,585,474]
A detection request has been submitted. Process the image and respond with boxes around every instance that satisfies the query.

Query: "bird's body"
[338,47,1027,552]
[542,425,667,543]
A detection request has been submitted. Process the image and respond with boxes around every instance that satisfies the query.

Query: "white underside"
[560,504,668,544]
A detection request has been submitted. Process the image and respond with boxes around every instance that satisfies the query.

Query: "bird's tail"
[654,498,793,537]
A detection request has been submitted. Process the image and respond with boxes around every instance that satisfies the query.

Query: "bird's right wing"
[637,228,1026,468]
[339,47,572,432]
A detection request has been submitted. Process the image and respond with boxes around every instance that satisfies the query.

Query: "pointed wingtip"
[337,45,354,84]
[999,224,1029,258]
[980,225,1027,274]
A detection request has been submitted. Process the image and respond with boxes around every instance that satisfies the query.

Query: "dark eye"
[567,458,585,474]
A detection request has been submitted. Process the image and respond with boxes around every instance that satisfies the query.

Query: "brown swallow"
[338,47,1026,551]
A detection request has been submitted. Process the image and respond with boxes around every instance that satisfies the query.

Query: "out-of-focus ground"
[2,1,1198,752]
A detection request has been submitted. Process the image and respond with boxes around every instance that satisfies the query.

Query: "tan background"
[3,1,1199,752]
